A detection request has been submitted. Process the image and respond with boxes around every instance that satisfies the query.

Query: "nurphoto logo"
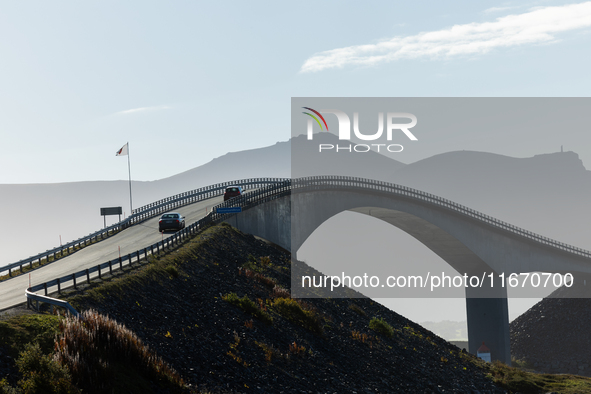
[302,107,418,153]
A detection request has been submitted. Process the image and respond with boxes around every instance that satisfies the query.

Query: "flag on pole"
[115,142,133,214]
[116,143,128,156]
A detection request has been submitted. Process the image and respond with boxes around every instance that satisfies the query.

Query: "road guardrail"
[2,178,286,278]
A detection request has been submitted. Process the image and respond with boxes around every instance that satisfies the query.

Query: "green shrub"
[0,379,18,394]
[349,303,367,316]
[16,343,79,394]
[223,293,273,324]
[369,317,394,338]
[164,265,179,278]
[272,298,322,334]
[0,315,60,356]
[0,315,69,394]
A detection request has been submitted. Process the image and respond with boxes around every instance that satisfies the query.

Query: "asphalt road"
[0,196,223,310]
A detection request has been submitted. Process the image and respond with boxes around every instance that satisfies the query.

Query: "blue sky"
[1,0,591,184]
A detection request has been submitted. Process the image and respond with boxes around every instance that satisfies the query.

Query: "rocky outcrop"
[511,283,591,376]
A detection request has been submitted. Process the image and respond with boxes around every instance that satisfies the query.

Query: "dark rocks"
[511,296,591,376]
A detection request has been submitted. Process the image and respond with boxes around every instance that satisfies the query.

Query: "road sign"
[100,207,122,215]
[216,207,242,214]
[100,206,123,228]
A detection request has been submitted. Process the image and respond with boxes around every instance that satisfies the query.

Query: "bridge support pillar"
[466,284,511,365]
[223,196,292,251]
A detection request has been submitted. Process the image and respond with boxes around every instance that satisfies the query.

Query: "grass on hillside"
[222,292,273,324]
[271,297,323,334]
[0,314,60,357]
[369,317,394,338]
[55,309,184,393]
[488,360,591,394]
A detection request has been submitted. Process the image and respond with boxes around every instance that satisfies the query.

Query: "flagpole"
[127,142,133,215]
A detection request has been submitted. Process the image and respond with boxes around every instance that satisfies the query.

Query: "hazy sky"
[2,1,591,184]
[3,1,591,329]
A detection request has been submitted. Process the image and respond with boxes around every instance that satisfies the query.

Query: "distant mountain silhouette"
[387,150,591,248]
[389,150,587,201]
[151,139,292,192]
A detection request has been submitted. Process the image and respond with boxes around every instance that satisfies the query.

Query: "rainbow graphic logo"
[302,107,329,132]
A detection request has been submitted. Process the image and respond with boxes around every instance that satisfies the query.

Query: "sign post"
[100,207,123,228]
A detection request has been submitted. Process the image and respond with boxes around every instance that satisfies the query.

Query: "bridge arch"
[223,177,591,364]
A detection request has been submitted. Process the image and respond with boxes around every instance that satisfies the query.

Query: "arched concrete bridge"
[222,176,591,365]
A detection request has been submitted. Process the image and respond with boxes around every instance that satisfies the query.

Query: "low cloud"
[483,6,519,14]
[300,2,591,73]
[115,105,171,115]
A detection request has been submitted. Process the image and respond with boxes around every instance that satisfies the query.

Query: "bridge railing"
[209,178,292,218]
[130,177,287,219]
[291,176,591,259]
[26,176,591,306]
[2,178,286,278]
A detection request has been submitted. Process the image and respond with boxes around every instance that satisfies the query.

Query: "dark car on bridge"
[224,185,243,201]
[159,212,185,232]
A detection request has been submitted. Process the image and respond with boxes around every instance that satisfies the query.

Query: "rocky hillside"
[511,282,591,376]
[61,223,505,393]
